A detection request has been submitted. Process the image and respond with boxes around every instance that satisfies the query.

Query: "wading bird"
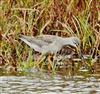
[20,35,80,69]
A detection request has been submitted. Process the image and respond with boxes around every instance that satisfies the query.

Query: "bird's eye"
[73,41,79,46]
[73,38,80,46]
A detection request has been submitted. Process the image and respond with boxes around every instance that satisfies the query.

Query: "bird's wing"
[36,35,60,43]
[20,35,49,52]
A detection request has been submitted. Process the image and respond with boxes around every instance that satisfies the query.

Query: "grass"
[0,0,100,73]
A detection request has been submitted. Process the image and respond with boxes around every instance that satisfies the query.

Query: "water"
[0,71,100,94]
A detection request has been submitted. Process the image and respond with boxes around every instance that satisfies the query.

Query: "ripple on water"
[0,73,100,94]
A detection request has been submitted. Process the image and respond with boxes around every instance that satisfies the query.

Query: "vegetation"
[0,0,100,74]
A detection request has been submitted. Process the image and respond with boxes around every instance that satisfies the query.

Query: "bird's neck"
[62,38,71,45]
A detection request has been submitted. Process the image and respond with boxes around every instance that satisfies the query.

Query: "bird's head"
[62,36,80,48]
[64,37,81,55]
[70,37,80,48]
[71,37,83,58]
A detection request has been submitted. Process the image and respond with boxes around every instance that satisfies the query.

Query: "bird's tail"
[19,35,35,48]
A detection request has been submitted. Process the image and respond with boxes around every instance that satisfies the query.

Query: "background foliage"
[0,0,100,72]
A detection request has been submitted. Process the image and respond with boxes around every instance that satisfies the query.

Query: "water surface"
[0,71,100,94]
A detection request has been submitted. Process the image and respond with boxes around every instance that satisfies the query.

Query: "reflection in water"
[0,72,100,94]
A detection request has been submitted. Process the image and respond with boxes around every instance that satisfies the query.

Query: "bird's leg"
[53,53,57,68]
[47,54,54,70]
[34,53,46,69]
[48,53,57,71]
[40,55,48,70]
